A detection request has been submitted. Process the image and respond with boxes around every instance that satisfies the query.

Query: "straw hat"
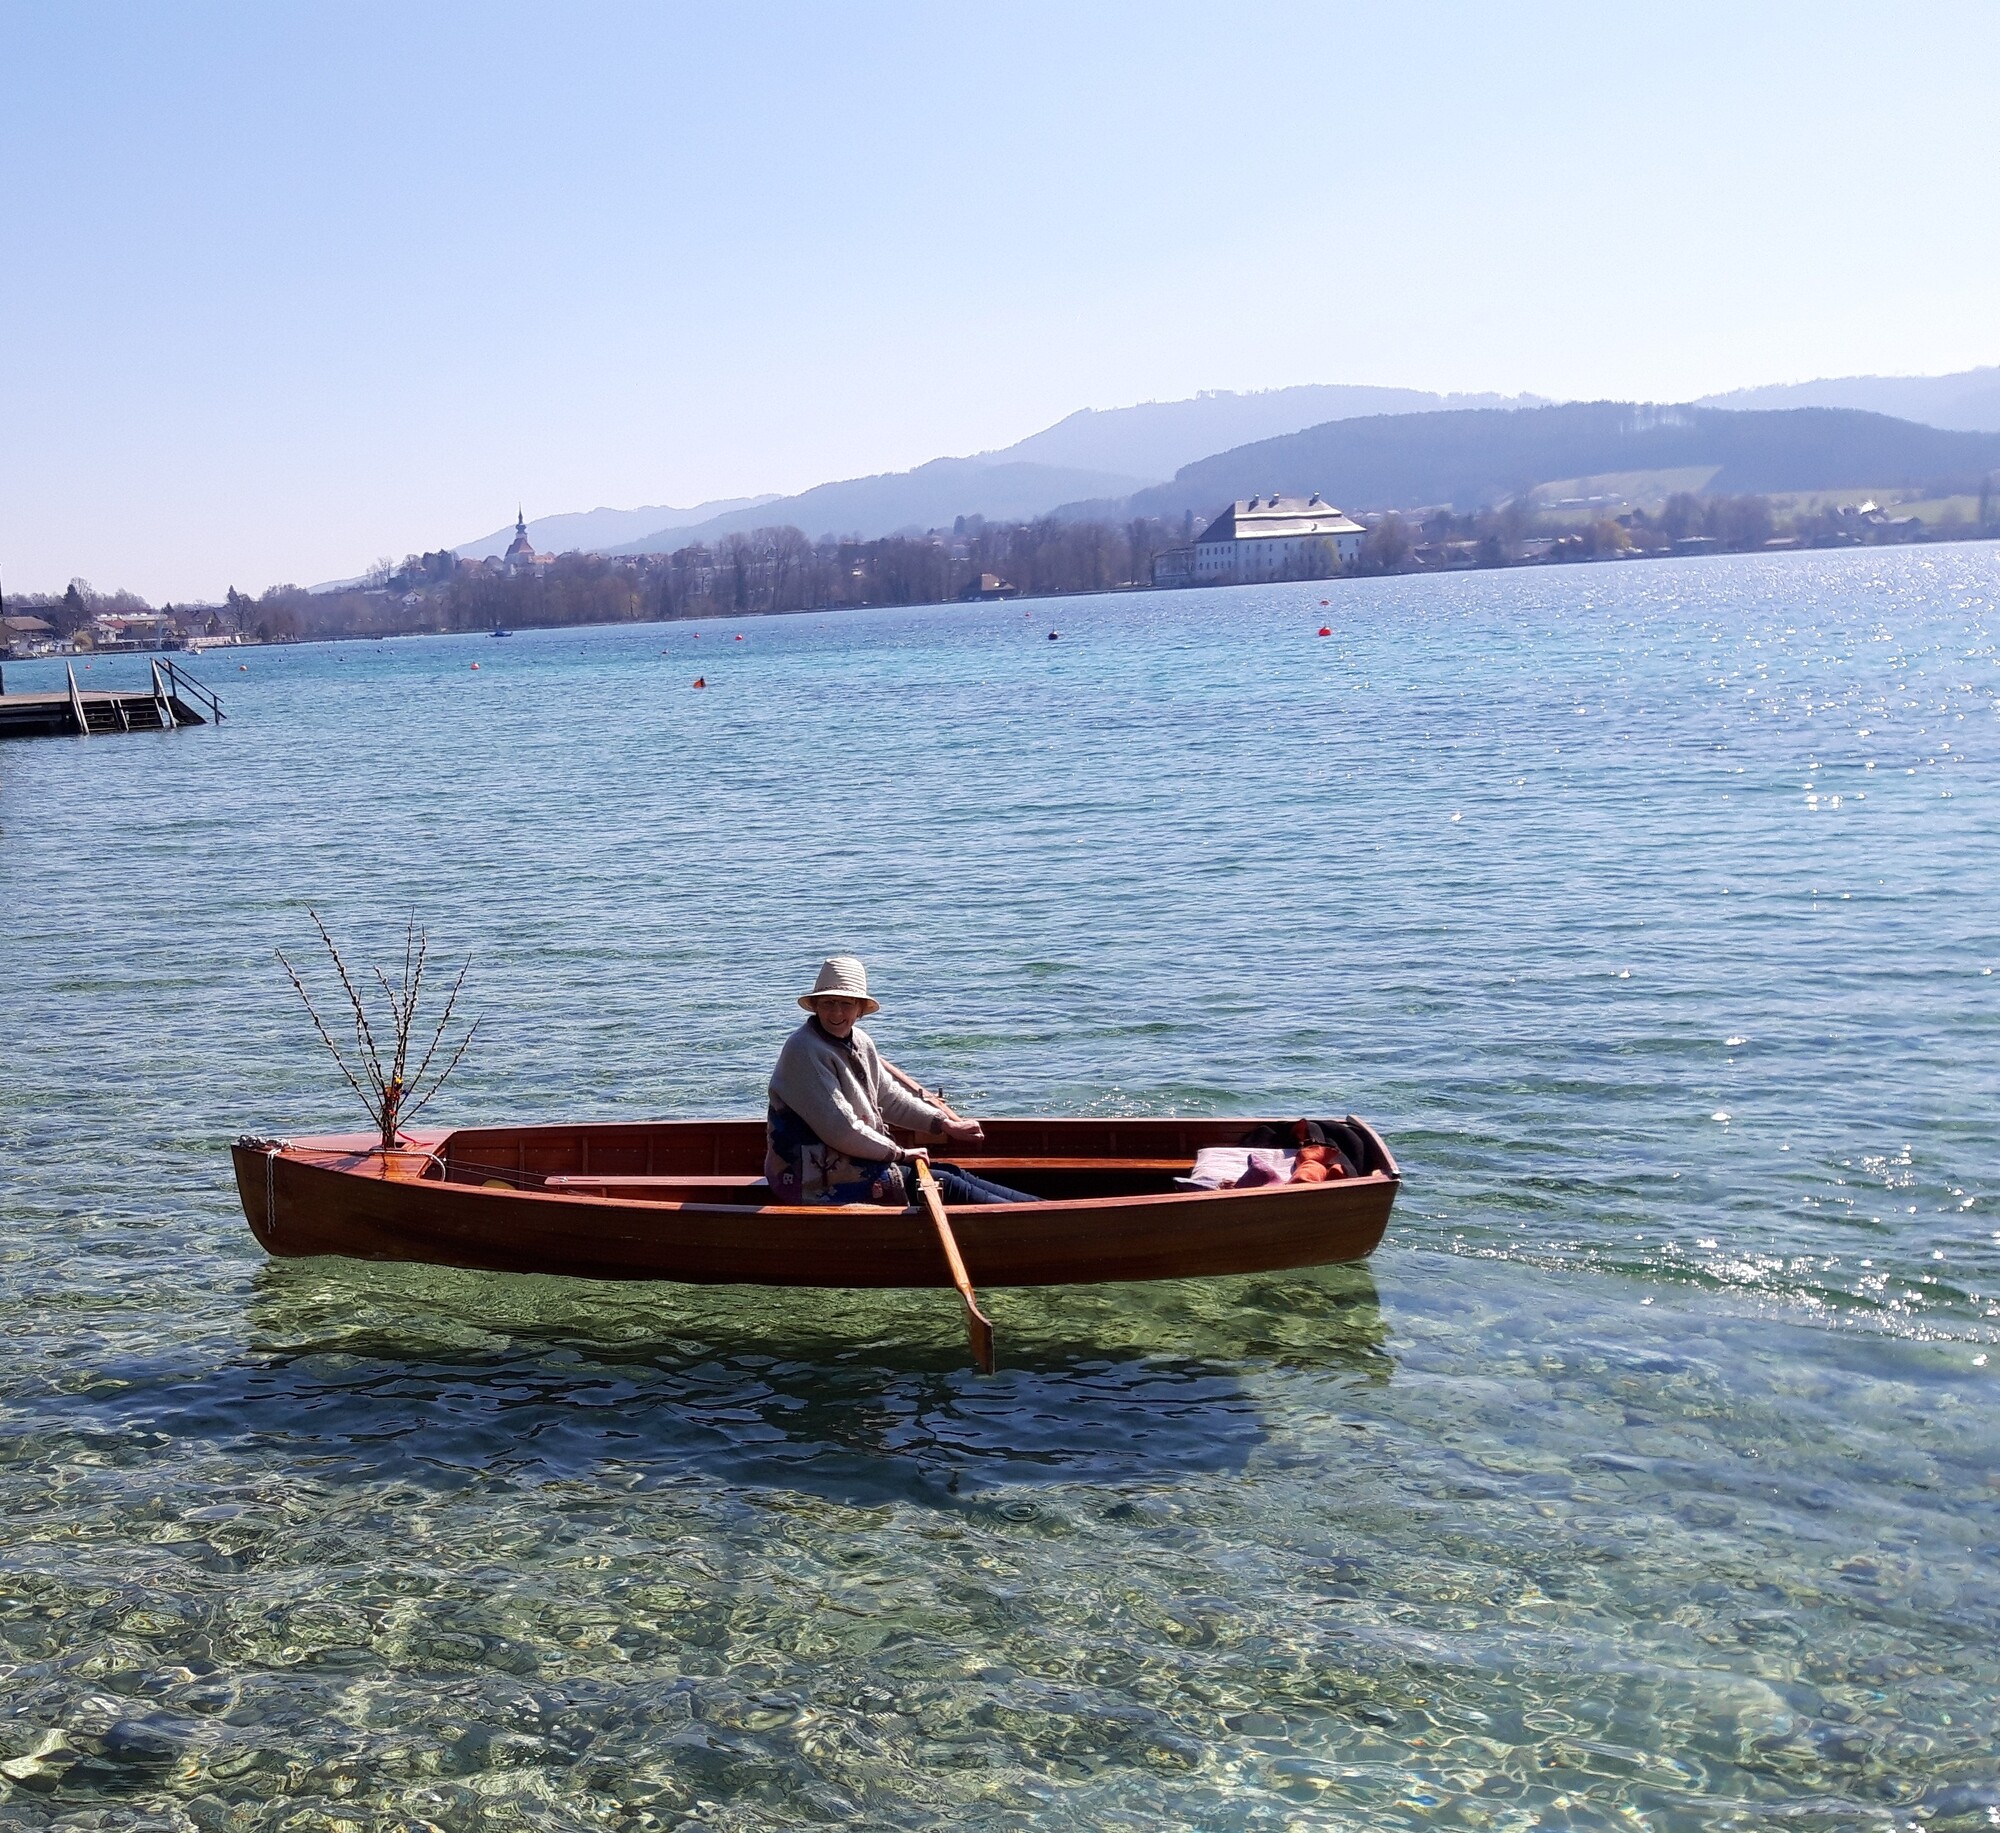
[799,955,880,1014]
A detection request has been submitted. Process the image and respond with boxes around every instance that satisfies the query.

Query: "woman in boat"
[767,957,1034,1207]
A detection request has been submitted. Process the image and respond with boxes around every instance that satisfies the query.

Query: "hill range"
[457,383,1544,560]
[1105,401,2000,524]
[455,366,2000,561]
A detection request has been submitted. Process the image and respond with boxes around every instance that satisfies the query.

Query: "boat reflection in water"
[235,1255,1392,1501]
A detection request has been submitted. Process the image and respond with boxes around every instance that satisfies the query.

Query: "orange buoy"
[470,661,480,669]
[692,676,706,688]
[1317,626,1332,637]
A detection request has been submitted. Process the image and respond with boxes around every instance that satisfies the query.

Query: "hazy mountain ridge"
[450,369,2000,563]
[602,458,1149,554]
[585,384,1540,552]
[1699,365,2000,433]
[984,384,1550,479]
[454,497,780,560]
[1105,401,2000,523]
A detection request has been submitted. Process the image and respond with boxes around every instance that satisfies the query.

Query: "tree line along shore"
[7,485,1998,653]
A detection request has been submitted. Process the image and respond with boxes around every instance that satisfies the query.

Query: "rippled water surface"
[2,548,1997,1830]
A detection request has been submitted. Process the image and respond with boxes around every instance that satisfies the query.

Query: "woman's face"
[813,996,863,1037]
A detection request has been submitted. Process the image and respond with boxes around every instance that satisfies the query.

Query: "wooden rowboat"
[231,1115,1399,1291]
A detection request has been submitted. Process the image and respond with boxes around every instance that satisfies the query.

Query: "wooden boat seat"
[543,1160,1190,1190]
[535,1160,1198,1206]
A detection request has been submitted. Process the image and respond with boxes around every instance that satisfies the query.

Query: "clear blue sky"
[4,1,1996,602]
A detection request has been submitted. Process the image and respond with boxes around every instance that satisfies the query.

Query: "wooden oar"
[911,1154,995,1374]
[883,1057,972,1131]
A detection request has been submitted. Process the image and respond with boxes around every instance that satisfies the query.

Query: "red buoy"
[1317,626,1332,637]
[734,634,743,641]
[471,661,480,669]
[692,676,707,688]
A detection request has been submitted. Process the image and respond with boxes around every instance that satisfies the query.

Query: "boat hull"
[231,1117,1398,1288]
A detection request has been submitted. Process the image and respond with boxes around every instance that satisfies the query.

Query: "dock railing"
[158,656,225,723]
[150,659,177,729]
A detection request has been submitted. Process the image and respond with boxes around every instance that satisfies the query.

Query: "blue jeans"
[929,1161,1037,1205]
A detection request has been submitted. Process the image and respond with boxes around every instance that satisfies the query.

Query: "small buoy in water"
[239,664,248,671]
[692,676,707,688]
[734,634,743,641]
[470,662,480,669]
[1047,631,1059,641]
[1320,599,1330,607]
[1318,626,1332,637]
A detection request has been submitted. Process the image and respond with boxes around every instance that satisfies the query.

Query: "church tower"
[503,507,536,572]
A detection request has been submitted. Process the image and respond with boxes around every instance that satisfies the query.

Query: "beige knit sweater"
[767,1019,943,1166]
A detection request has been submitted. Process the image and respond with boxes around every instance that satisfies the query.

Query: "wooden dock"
[0,658,224,740]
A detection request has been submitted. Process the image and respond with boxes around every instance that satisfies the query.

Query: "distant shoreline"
[7,523,1995,663]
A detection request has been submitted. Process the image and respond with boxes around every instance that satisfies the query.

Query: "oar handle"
[884,1057,970,1129]
[912,1155,996,1375]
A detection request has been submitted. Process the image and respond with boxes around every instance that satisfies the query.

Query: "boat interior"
[427,1116,1387,1207]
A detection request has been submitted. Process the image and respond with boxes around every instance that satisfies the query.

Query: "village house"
[1191,495,1366,584]
[90,611,182,651]
[2,613,57,656]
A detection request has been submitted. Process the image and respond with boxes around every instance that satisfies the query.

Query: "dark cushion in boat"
[1236,1119,1368,1178]
[1319,1119,1371,1177]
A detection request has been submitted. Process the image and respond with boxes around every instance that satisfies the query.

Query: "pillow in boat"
[1178,1141,1355,1190]
[1178,1147,1294,1189]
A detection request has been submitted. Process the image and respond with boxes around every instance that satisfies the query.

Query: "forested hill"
[1108,403,2000,520]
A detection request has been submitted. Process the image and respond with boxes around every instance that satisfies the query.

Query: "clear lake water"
[0,545,1996,1830]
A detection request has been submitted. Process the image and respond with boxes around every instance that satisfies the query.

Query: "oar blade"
[964,1300,996,1375]
[914,1157,998,1375]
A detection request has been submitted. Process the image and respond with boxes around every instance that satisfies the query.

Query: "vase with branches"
[278,911,480,1152]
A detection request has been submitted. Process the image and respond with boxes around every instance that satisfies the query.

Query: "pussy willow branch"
[276,947,378,1120]
[401,955,472,1099]
[282,912,478,1145]
[370,962,411,1097]
[398,1015,482,1124]
[308,908,386,1099]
